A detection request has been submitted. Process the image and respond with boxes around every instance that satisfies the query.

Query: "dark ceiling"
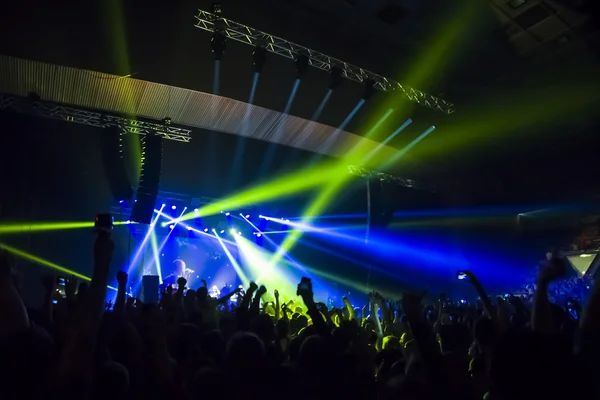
[1,0,599,206]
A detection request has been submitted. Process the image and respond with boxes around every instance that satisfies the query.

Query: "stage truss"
[194,9,455,115]
[0,94,192,143]
[347,165,435,192]
[0,93,430,191]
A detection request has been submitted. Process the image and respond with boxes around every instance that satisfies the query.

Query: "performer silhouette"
[162,259,194,287]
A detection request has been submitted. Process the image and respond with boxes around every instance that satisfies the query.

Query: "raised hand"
[402,291,426,319]
[177,277,187,288]
[41,276,55,293]
[249,281,258,292]
[116,270,128,286]
[65,276,78,299]
[538,257,566,284]
[257,285,267,296]
[94,232,115,266]
[274,289,279,299]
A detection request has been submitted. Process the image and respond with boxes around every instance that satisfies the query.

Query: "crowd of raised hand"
[1,233,599,400]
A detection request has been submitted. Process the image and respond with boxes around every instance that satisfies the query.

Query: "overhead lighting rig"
[194,9,455,114]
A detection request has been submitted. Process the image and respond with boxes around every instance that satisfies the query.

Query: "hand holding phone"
[296,277,312,297]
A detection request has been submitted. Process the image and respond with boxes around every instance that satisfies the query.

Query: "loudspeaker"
[368,178,394,229]
[141,275,160,304]
[131,134,163,224]
[101,126,134,202]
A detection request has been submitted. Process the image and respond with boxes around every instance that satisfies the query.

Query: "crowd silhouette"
[1,230,599,400]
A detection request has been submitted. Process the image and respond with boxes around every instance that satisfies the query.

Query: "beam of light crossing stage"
[320,98,366,151]
[240,214,310,277]
[213,229,249,286]
[126,203,165,277]
[310,89,333,122]
[267,108,395,268]
[363,118,412,161]
[213,60,221,95]
[380,125,436,170]
[146,207,187,283]
[155,210,237,247]
[260,216,364,244]
[286,213,367,220]
[0,242,118,291]
[259,78,303,173]
[0,221,131,234]
[174,161,339,224]
[248,72,260,104]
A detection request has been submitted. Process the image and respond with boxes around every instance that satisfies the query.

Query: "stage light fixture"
[256,233,262,237]
[245,214,250,218]
[204,228,209,232]
[169,224,175,229]
[163,117,172,125]
[238,231,242,236]
[211,32,227,60]
[220,230,225,234]
[252,46,267,73]
[194,208,199,213]
[363,78,376,100]
[187,226,192,230]
[212,2,222,14]
[225,212,230,216]
[125,220,131,224]
[330,66,343,89]
[171,205,177,210]
[295,54,309,77]
[119,200,124,204]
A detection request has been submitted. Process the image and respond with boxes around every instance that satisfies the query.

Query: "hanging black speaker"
[368,178,394,229]
[101,126,134,202]
[131,134,163,224]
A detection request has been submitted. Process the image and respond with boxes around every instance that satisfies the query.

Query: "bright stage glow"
[169,225,175,229]
[171,205,177,210]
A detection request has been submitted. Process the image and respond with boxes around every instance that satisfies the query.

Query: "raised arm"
[0,250,29,337]
[462,271,494,319]
[113,271,128,314]
[532,258,565,333]
[57,232,114,384]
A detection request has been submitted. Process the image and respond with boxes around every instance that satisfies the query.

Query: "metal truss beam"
[0,94,192,143]
[194,9,455,115]
[347,165,435,192]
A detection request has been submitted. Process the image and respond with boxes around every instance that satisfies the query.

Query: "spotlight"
[225,212,230,216]
[204,228,209,232]
[362,78,376,100]
[125,220,131,224]
[295,54,309,77]
[259,215,264,218]
[211,32,227,60]
[119,200,124,204]
[245,214,250,218]
[220,230,225,234]
[162,203,166,207]
[256,233,262,237]
[330,66,343,89]
[212,2,222,14]
[252,46,267,73]
[169,225,175,229]
[186,227,192,231]
[286,219,290,223]
[163,117,172,125]
[194,208,199,213]
[171,205,177,210]
[238,231,242,236]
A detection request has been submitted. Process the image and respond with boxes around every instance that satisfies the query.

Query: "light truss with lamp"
[347,165,435,192]
[0,94,192,143]
[194,9,455,115]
